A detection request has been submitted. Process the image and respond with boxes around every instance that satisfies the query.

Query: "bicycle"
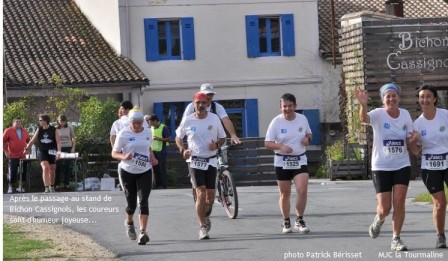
[191,143,239,219]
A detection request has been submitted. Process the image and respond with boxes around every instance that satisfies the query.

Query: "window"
[154,99,259,138]
[144,17,195,61]
[246,14,295,58]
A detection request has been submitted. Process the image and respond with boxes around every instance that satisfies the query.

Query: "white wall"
[74,0,122,55]
[126,0,320,85]
[78,0,342,136]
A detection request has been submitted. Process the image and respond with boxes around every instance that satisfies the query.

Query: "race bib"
[48,150,57,156]
[422,154,447,170]
[382,139,405,157]
[282,155,301,170]
[191,156,209,170]
[132,153,149,170]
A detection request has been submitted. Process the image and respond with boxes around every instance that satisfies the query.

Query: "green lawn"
[3,224,51,260]
[413,187,448,203]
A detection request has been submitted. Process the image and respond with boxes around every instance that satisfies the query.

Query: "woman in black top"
[25,114,61,193]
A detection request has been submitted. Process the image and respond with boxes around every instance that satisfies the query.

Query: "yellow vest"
[151,123,169,152]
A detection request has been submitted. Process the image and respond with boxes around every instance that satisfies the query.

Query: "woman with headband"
[112,108,158,245]
[354,83,418,251]
[410,84,447,248]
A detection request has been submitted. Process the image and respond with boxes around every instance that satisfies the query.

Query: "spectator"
[146,114,171,189]
[3,117,30,193]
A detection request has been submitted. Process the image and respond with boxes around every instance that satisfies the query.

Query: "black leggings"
[120,168,152,215]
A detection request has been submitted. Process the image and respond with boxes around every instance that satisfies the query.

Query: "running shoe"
[391,237,407,251]
[294,218,310,234]
[16,186,25,193]
[199,224,209,240]
[44,187,50,193]
[436,234,447,248]
[369,214,384,238]
[50,186,55,193]
[124,220,137,240]
[138,231,150,245]
[7,186,13,194]
[282,218,292,234]
[205,217,211,232]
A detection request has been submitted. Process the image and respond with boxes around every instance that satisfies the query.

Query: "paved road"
[3,180,447,261]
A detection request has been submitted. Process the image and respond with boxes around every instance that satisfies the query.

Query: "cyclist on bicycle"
[265,93,313,235]
[176,92,227,240]
[182,83,241,219]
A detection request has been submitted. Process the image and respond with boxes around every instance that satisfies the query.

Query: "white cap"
[200,83,216,95]
[128,108,144,122]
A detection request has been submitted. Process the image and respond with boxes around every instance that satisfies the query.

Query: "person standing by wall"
[112,108,157,245]
[25,114,61,193]
[265,93,312,235]
[410,84,447,248]
[55,114,76,190]
[176,92,226,240]
[3,117,30,193]
[354,83,418,251]
[146,114,171,189]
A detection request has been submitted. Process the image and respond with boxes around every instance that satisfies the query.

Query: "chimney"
[385,0,404,17]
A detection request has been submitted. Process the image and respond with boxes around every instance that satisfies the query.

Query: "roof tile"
[4,0,148,87]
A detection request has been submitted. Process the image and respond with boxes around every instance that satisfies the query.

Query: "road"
[3,180,447,261]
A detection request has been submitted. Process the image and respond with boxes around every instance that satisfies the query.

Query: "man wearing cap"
[182,83,241,144]
[176,92,227,240]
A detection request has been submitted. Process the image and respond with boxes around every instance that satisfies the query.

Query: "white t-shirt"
[265,113,312,167]
[413,108,448,170]
[368,108,413,171]
[110,115,149,135]
[176,113,227,167]
[113,126,153,174]
[182,102,228,120]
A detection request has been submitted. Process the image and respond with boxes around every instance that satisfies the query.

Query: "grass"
[413,188,448,203]
[3,224,51,260]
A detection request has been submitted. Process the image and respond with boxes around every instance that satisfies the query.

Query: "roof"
[318,0,448,59]
[3,0,149,88]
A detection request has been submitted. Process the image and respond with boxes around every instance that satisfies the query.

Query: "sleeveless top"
[38,126,57,151]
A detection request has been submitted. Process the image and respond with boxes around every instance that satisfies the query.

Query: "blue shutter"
[302,109,320,145]
[181,17,195,60]
[245,15,260,58]
[154,102,164,120]
[144,18,160,61]
[245,99,259,137]
[281,14,295,56]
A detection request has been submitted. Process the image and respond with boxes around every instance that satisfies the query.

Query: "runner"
[176,92,226,240]
[265,93,312,234]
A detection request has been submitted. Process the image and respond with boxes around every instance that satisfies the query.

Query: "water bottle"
[31,145,37,158]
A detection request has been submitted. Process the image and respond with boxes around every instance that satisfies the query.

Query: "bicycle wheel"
[219,170,238,219]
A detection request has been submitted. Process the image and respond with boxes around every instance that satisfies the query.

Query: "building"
[3,0,149,106]
[76,0,326,144]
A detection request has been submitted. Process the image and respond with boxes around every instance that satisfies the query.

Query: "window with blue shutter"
[245,14,295,58]
[144,17,195,61]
